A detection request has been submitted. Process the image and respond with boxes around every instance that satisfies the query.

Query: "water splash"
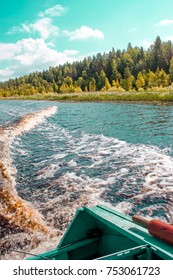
[0,106,57,238]
[1,103,173,259]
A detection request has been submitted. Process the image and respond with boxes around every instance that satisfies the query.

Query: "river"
[0,100,173,259]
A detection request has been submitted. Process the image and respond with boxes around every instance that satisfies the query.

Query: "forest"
[1,36,173,97]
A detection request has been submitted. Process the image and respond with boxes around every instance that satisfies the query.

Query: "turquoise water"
[1,101,173,148]
[1,100,173,259]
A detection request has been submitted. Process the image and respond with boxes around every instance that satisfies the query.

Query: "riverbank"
[1,91,173,104]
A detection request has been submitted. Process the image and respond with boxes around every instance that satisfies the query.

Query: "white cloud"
[29,17,59,39]
[155,19,173,26]
[6,26,24,35]
[7,4,66,37]
[141,39,152,49]
[0,38,79,81]
[7,24,31,35]
[0,42,19,60]
[22,23,32,33]
[14,38,77,66]
[8,18,59,40]
[0,68,15,78]
[64,26,104,40]
[38,4,67,17]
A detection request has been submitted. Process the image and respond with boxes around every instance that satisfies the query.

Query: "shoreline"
[1,91,173,106]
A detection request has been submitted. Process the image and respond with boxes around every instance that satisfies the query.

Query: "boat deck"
[27,205,173,260]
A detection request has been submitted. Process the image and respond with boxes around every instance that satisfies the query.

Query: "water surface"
[0,100,173,259]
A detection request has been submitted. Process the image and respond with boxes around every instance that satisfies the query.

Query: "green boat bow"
[27,205,173,260]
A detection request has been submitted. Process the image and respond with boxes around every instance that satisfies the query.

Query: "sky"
[1,0,173,81]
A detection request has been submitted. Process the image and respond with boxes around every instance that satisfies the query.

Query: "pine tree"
[98,70,107,90]
[121,67,134,91]
[151,36,163,72]
[89,78,96,92]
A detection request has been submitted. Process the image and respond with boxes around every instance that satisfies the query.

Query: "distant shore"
[1,91,173,105]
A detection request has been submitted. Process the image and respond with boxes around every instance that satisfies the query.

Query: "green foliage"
[1,36,173,96]
[169,57,173,82]
[121,67,134,91]
[136,72,145,90]
[89,78,96,92]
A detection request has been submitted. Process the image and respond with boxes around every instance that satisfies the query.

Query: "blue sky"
[1,0,173,81]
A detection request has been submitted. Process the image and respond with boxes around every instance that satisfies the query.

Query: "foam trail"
[5,106,57,139]
[0,106,57,235]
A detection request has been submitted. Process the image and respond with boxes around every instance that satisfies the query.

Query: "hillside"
[1,36,173,97]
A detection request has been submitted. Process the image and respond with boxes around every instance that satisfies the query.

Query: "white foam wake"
[30,126,173,224]
[5,106,57,139]
[0,106,58,236]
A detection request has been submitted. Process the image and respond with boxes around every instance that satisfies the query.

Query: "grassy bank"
[2,91,173,104]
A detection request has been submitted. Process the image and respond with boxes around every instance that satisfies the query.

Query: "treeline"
[1,36,173,97]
